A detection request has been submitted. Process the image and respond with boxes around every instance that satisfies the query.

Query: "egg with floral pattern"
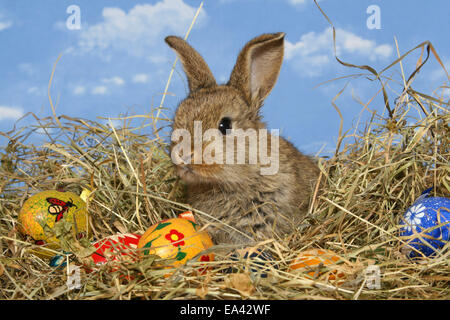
[399,189,450,258]
[137,212,214,268]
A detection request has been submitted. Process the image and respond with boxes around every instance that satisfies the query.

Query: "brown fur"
[166,33,320,245]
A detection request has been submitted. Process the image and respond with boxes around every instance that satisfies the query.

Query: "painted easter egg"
[399,189,450,258]
[18,190,89,259]
[289,249,345,280]
[88,233,141,266]
[226,249,277,278]
[137,212,214,269]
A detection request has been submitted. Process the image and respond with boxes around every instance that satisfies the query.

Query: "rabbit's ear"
[228,33,285,106]
[165,36,217,92]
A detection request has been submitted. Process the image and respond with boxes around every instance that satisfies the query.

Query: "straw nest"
[0,38,448,300]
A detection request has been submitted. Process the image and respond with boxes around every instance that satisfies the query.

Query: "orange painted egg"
[137,212,214,269]
[18,190,89,259]
[289,249,345,280]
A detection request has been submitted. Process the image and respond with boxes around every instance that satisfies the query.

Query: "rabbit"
[166,32,320,245]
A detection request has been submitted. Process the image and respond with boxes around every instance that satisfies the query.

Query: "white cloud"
[0,13,12,31]
[0,106,24,121]
[132,74,149,83]
[285,27,393,77]
[91,86,108,95]
[102,76,125,86]
[336,30,392,59]
[77,0,207,59]
[373,44,393,59]
[0,20,12,31]
[73,86,86,95]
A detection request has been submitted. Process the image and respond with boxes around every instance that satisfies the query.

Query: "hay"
[1,34,449,300]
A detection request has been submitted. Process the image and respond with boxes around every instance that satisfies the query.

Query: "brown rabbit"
[166,33,320,245]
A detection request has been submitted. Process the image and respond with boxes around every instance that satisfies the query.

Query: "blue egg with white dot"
[399,189,450,259]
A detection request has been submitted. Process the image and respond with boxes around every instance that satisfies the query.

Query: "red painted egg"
[88,233,141,266]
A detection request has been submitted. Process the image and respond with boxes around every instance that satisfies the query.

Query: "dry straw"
[0,4,449,300]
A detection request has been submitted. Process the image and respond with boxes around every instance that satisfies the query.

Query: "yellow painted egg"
[289,249,345,280]
[137,212,214,269]
[18,190,89,259]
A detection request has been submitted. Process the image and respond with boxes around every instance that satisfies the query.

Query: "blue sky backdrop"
[0,0,448,156]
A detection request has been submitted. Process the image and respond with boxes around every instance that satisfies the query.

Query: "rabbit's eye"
[218,117,232,135]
